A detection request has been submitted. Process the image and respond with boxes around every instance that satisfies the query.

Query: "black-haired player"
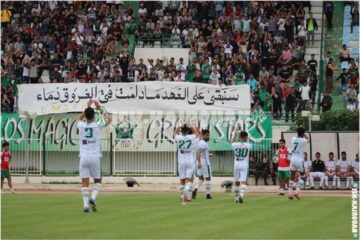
[288,127,309,200]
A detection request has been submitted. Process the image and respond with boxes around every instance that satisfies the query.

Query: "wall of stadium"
[134,48,190,65]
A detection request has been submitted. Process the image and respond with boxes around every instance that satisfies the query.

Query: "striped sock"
[240,184,247,198]
[205,181,211,195]
[91,183,102,201]
[196,180,203,190]
[179,185,185,200]
[234,186,240,201]
[81,187,89,208]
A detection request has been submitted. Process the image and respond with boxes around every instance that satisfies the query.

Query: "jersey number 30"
[235,148,248,161]
[85,128,93,138]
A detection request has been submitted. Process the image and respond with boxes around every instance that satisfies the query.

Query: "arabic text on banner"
[18,82,251,115]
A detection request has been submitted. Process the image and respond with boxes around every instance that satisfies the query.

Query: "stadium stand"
[2,1,355,120]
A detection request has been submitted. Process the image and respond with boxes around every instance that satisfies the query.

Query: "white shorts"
[290,158,304,172]
[196,162,212,178]
[310,172,325,178]
[178,161,195,180]
[234,167,248,182]
[79,155,101,179]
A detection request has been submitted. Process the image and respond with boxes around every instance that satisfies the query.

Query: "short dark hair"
[297,127,305,137]
[329,152,334,156]
[240,131,248,138]
[85,107,95,120]
[341,151,346,155]
[279,139,285,143]
[181,124,190,135]
[202,129,210,135]
[316,152,321,155]
[2,141,10,148]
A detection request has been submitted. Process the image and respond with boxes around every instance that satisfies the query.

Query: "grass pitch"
[1,193,352,239]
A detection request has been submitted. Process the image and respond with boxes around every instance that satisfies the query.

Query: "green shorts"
[1,169,10,180]
[278,170,290,180]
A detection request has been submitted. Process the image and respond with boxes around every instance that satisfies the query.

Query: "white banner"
[18,82,250,115]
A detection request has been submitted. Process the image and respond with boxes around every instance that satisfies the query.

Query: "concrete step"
[311,1,324,7]
[305,41,322,48]
[305,48,321,55]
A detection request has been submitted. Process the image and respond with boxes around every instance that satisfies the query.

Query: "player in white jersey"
[174,124,200,204]
[336,151,352,189]
[349,153,359,187]
[192,129,212,200]
[77,99,111,212]
[288,127,308,200]
[231,129,252,204]
[324,152,338,189]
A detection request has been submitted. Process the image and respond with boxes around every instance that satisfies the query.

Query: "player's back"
[290,136,308,160]
[232,141,252,168]
[175,134,197,162]
[197,139,209,165]
[78,121,103,157]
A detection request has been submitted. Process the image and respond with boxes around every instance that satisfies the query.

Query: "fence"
[6,138,275,177]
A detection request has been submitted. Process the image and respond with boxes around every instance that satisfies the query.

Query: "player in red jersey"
[1,141,14,193]
[273,139,292,195]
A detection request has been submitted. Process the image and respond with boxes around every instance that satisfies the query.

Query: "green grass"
[1,193,353,239]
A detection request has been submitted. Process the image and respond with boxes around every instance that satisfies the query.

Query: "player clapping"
[174,123,201,205]
[289,127,308,200]
[192,129,212,200]
[77,99,112,212]
[231,129,252,204]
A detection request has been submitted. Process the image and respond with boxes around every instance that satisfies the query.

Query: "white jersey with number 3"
[232,142,252,169]
[290,136,308,161]
[175,134,197,163]
[78,121,103,157]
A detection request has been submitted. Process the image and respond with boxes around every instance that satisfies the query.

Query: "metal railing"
[6,137,276,177]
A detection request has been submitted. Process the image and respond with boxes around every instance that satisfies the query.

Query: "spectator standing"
[325,58,336,93]
[347,60,359,91]
[351,3,359,34]
[324,1,334,29]
[285,86,296,122]
[1,4,11,30]
[272,82,283,121]
[210,67,221,85]
[176,58,187,81]
[246,74,258,92]
[306,12,318,45]
[345,85,358,111]
[300,82,311,110]
[336,68,349,95]
[320,92,333,112]
[339,44,351,63]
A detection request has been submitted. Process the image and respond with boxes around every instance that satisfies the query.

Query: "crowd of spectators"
[1,1,350,119]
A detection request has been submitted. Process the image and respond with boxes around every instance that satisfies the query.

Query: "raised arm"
[190,125,201,138]
[196,148,202,169]
[173,126,180,139]
[94,100,112,127]
[231,128,239,143]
